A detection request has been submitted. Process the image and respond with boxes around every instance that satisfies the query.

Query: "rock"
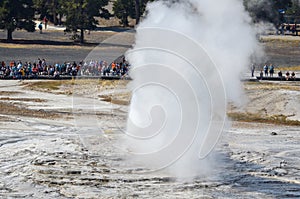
[274,168,288,176]
[271,132,278,136]
[66,170,82,175]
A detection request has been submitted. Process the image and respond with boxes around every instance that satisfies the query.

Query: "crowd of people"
[251,63,297,80]
[0,58,130,79]
[278,23,299,36]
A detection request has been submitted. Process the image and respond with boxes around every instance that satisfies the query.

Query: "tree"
[285,0,300,17]
[244,0,293,24]
[0,0,35,41]
[135,0,141,25]
[33,0,65,25]
[113,0,135,26]
[113,0,153,26]
[62,0,110,43]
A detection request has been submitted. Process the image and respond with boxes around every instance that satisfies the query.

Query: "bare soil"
[0,29,122,64]
[261,35,300,67]
[1,30,300,68]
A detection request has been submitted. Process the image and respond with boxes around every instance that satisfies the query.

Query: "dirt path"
[0,29,134,65]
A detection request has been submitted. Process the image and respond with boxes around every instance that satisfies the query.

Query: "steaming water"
[123,0,260,178]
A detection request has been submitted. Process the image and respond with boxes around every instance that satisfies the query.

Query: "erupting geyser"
[122,0,260,178]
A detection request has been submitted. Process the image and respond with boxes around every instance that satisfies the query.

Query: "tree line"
[0,0,154,43]
[0,0,111,43]
[1,0,300,43]
[244,0,300,26]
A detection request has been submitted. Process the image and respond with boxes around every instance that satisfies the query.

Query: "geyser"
[122,0,260,178]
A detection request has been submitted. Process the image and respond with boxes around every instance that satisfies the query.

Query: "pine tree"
[62,0,110,44]
[135,0,141,25]
[0,0,35,41]
[113,0,154,26]
[244,0,293,24]
[33,0,65,25]
[113,0,135,26]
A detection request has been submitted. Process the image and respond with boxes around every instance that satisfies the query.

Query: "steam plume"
[122,0,260,178]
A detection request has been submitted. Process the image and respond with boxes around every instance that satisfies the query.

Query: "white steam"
[123,0,260,178]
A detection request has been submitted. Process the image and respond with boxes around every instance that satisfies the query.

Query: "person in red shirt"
[43,16,48,29]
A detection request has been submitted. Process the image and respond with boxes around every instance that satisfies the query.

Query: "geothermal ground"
[0,30,300,198]
[0,78,299,198]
